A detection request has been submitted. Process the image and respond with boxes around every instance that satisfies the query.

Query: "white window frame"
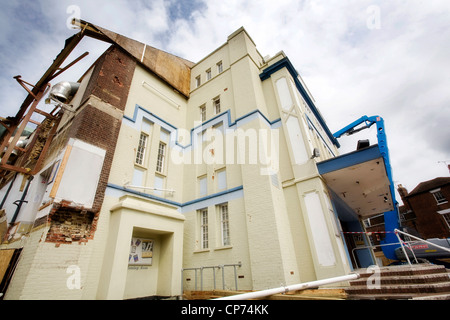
[206,68,212,81]
[156,141,166,173]
[213,97,221,114]
[199,208,209,249]
[442,213,450,230]
[430,188,447,205]
[217,61,223,73]
[200,104,206,122]
[199,175,207,196]
[135,132,148,166]
[195,75,201,88]
[219,203,230,246]
[216,169,226,191]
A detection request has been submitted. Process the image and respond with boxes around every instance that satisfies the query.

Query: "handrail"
[181,262,242,294]
[213,273,359,300]
[351,242,404,269]
[351,230,450,268]
[394,228,450,265]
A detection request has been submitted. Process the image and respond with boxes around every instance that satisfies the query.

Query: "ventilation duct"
[48,81,80,104]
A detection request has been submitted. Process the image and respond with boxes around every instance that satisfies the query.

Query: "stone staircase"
[346,263,450,300]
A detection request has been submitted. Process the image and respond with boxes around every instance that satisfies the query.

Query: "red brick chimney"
[397,184,411,211]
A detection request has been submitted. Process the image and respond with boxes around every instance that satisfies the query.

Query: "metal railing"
[351,242,402,269]
[394,228,450,265]
[181,262,242,294]
[351,229,450,268]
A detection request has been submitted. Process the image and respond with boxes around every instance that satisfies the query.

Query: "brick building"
[399,178,450,239]
[363,178,450,265]
[0,20,398,299]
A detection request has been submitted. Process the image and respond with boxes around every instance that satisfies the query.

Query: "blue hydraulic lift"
[333,115,400,260]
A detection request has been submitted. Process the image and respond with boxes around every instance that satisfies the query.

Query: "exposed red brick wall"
[407,185,450,239]
[66,104,121,212]
[45,201,98,245]
[81,45,135,112]
[45,45,136,244]
[67,45,136,213]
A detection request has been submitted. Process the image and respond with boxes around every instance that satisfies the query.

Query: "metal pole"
[181,269,184,297]
[221,265,225,289]
[213,273,360,300]
[195,268,198,291]
[394,229,450,253]
[395,230,411,265]
[233,265,238,290]
[200,267,203,291]
[351,242,402,269]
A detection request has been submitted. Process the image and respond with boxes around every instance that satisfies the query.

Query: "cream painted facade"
[0,25,359,300]
[105,27,351,295]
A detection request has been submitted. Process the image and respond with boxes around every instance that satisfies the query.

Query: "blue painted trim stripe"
[124,105,281,150]
[317,144,383,175]
[305,115,336,157]
[107,183,244,208]
[259,57,340,148]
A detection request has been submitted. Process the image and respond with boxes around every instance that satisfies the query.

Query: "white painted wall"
[55,139,106,208]
[304,191,336,267]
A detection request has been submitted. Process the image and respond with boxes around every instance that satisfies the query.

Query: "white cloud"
[0,0,449,193]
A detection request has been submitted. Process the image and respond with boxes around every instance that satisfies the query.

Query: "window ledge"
[214,245,232,251]
[134,163,147,170]
[194,249,210,254]
[155,171,167,178]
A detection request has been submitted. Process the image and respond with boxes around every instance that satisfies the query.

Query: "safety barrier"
[394,228,450,265]
[342,231,394,234]
[181,262,242,294]
[348,229,450,267]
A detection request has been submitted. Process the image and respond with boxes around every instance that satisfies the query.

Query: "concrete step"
[350,272,450,286]
[347,293,450,300]
[355,263,448,278]
[346,263,450,300]
[411,293,450,300]
[346,281,450,295]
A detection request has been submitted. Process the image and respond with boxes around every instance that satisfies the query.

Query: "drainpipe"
[0,172,18,209]
[10,176,33,226]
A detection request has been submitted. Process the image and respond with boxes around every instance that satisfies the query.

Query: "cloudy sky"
[0,0,449,200]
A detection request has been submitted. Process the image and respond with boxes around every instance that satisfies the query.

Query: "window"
[443,213,450,230]
[199,175,207,196]
[206,69,211,81]
[431,189,447,204]
[217,61,223,73]
[135,133,148,165]
[199,209,209,249]
[200,105,206,122]
[213,97,221,114]
[156,142,166,173]
[195,75,201,88]
[219,203,230,246]
[132,168,145,186]
[217,169,226,190]
[154,175,164,196]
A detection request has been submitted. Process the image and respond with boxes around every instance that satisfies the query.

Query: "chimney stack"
[397,184,411,210]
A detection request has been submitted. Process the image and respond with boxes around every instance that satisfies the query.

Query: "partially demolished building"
[0,21,396,299]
